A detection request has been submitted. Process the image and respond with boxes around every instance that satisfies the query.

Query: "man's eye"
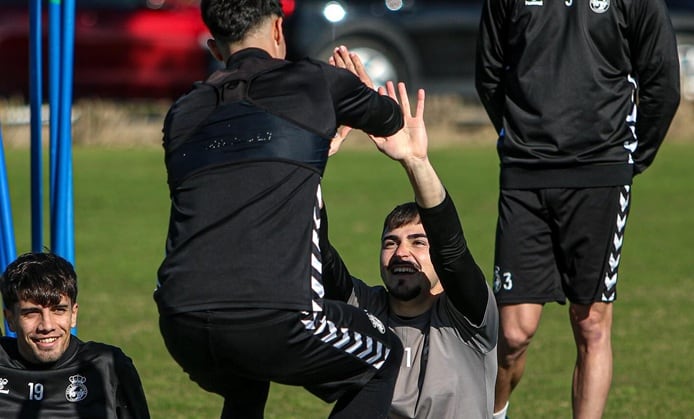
[414,240,428,246]
[382,241,396,249]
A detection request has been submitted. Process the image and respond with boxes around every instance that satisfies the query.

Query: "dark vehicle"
[0,0,691,100]
[284,0,482,97]
[284,0,694,100]
[0,0,216,100]
[0,0,294,100]
[668,0,694,99]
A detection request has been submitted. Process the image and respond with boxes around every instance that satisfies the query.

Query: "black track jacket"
[476,0,680,188]
[156,48,403,315]
[0,337,149,418]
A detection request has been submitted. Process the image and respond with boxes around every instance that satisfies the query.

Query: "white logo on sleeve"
[0,377,9,394]
[590,0,609,13]
[65,374,88,402]
[367,313,386,334]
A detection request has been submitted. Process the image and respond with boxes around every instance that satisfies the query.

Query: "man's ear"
[273,16,286,56]
[70,303,79,329]
[273,16,284,42]
[3,308,16,333]
[206,38,225,62]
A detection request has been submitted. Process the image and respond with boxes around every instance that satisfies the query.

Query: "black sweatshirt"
[476,0,680,188]
[156,48,403,315]
[0,337,149,418]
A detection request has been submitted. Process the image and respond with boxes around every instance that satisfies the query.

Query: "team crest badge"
[590,0,609,13]
[0,378,9,394]
[65,374,88,402]
[366,312,386,334]
[493,267,502,293]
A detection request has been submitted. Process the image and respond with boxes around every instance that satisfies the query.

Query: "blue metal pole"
[58,0,76,336]
[0,122,17,336]
[54,0,75,266]
[49,0,61,242]
[30,0,44,253]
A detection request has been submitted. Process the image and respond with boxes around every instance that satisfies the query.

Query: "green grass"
[2,141,692,418]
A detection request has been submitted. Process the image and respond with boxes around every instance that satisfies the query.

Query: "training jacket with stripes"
[155,48,403,315]
[476,0,680,189]
[0,337,149,419]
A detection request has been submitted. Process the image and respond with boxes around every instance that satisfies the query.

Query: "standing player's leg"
[493,189,566,417]
[494,303,543,415]
[569,302,612,419]
[555,185,630,419]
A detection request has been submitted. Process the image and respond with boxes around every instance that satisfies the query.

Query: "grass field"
[2,139,693,418]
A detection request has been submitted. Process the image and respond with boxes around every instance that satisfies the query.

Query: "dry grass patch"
[1,96,692,148]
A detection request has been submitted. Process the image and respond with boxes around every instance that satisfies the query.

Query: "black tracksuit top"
[155,48,403,315]
[0,337,149,418]
[476,0,681,188]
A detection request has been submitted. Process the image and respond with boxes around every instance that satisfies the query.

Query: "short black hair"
[382,202,420,237]
[1,252,78,309]
[201,0,284,44]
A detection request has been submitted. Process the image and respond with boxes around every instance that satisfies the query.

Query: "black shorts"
[493,186,631,305]
[159,301,402,404]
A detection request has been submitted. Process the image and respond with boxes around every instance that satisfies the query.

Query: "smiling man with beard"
[320,56,499,418]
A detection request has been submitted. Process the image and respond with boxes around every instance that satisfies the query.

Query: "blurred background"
[1,0,693,147]
[1,0,692,105]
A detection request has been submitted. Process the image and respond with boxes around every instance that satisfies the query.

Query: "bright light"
[323,2,347,23]
[385,0,404,12]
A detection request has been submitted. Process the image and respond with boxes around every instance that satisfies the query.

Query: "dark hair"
[1,252,78,309]
[201,0,284,44]
[382,202,421,237]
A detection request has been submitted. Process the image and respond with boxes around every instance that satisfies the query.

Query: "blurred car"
[668,0,694,100]
[283,0,694,100]
[284,0,482,97]
[0,0,691,101]
[0,0,214,100]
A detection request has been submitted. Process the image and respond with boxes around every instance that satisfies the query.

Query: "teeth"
[392,266,417,273]
[36,337,58,344]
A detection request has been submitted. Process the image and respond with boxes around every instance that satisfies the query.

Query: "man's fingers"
[397,82,411,117]
[330,49,346,68]
[332,46,355,71]
[329,125,353,156]
[385,81,398,103]
[415,88,426,119]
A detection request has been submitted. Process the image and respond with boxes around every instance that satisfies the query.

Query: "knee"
[497,304,542,361]
[570,303,612,347]
[499,326,534,359]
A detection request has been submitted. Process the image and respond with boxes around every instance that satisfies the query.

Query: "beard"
[386,279,425,301]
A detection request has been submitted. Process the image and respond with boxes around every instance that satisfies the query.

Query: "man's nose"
[394,244,412,258]
[38,312,55,331]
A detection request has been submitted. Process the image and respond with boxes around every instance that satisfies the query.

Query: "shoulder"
[166,82,217,120]
[76,341,131,364]
[351,279,389,310]
[438,292,497,332]
[0,337,19,367]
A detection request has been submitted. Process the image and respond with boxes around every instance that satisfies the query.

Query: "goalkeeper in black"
[323,50,498,419]
[0,252,150,419]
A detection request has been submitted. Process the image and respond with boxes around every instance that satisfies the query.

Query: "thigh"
[552,185,631,304]
[206,304,402,403]
[494,188,566,305]
[159,311,266,401]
